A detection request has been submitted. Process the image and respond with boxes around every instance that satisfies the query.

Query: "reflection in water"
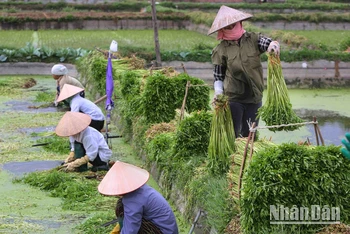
[305,117,350,146]
[259,116,350,146]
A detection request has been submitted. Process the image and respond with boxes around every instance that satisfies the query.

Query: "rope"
[189,84,211,87]
[249,121,318,132]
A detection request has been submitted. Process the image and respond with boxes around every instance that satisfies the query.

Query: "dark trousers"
[229,101,262,138]
[74,142,107,167]
[90,119,105,132]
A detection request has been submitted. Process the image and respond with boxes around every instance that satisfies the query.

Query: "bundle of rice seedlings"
[145,122,176,141]
[258,53,303,132]
[227,137,276,201]
[208,94,236,175]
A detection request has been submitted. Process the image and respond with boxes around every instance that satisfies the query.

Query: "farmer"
[55,111,111,172]
[209,5,280,138]
[341,132,350,160]
[56,84,105,163]
[51,64,85,106]
[98,161,179,234]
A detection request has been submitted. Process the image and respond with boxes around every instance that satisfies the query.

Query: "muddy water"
[0,169,84,233]
[259,89,350,146]
[0,76,89,233]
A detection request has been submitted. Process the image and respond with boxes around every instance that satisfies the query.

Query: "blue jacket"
[121,184,179,234]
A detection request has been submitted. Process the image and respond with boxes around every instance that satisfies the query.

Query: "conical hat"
[56,84,84,103]
[55,112,91,137]
[98,161,150,196]
[208,5,253,35]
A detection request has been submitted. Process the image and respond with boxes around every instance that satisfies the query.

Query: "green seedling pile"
[208,94,236,175]
[258,54,303,131]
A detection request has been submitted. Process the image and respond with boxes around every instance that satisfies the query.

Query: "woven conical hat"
[208,5,253,35]
[98,161,150,196]
[55,112,91,137]
[56,84,84,103]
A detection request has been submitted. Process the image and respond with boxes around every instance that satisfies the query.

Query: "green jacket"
[211,32,264,104]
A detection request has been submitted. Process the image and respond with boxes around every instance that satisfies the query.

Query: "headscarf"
[51,64,68,76]
[217,22,245,41]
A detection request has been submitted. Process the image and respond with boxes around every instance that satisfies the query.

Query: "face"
[52,74,61,80]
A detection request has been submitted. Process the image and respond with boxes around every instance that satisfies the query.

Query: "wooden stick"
[181,63,187,74]
[238,122,256,199]
[313,116,320,146]
[94,95,107,104]
[179,81,190,121]
[249,131,256,162]
[150,65,154,75]
[316,125,325,146]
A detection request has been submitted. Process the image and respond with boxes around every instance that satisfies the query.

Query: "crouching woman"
[55,112,111,172]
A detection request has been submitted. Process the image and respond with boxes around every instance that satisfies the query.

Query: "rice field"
[1,29,347,51]
[0,29,218,51]
[283,30,350,49]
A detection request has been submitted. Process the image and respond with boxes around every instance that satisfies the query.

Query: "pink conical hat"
[208,5,253,35]
[55,111,91,137]
[56,84,84,103]
[98,161,150,196]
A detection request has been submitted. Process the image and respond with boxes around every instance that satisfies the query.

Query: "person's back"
[58,74,84,91]
[74,126,112,163]
[122,184,179,234]
[70,95,104,122]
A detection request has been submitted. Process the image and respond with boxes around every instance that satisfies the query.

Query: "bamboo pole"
[316,125,325,146]
[313,116,320,146]
[238,122,256,199]
[249,130,256,162]
[180,81,190,121]
[181,63,187,74]
[94,95,107,104]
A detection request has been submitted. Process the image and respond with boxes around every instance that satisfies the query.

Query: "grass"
[0,29,347,52]
[0,30,218,51]
[283,30,350,50]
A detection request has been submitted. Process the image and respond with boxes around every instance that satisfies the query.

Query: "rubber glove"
[267,41,280,56]
[64,151,75,164]
[110,223,121,234]
[341,133,350,160]
[213,80,223,103]
[64,155,89,172]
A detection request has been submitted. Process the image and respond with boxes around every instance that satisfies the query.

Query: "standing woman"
[209,5,280,138]
[51,64,85,106]
[56,84,105,164]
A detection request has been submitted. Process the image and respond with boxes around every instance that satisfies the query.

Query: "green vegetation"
[258,54,303,132]
[0,29,349,63]
[33,90,56,103]
[283,30,350,51]
[0,30,217,51]
[0,1,349,12]
[0,74,191,233]
[240,143,350,233]
[208,94,236,175]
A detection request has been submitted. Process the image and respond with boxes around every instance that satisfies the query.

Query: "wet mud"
[2,160,63,178]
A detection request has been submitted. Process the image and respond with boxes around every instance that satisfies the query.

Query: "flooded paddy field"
[0,75,190,233]
[0,74,348,233]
